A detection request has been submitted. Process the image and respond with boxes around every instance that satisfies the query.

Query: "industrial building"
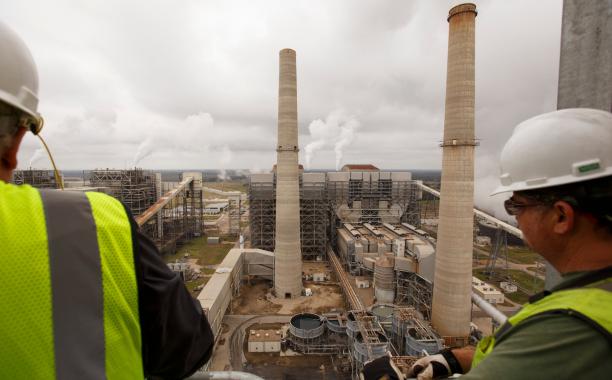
[89,168,159,216]
[12,169,61,189]
[248,330,282,353]
[249,167,421,261]
[13,168,206,254]
[472,277,505,305]
[204,202,229,215]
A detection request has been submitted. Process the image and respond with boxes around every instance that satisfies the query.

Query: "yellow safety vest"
[0,182,143,379]
[472,274,612,368]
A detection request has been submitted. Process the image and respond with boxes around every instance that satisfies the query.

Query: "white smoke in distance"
[132,138,154,167]
[28,148,46,168]
[474,153,515,224]
[304,109,360,170]
[216,145,233,181]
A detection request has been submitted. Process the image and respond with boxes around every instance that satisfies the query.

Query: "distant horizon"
[18,168,443,173]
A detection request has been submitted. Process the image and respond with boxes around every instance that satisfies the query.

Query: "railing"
[187,371,264,380]
[471,292,508,325]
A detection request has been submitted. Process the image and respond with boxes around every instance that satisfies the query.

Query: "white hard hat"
[0,21,43,133]
[491,108,612,195]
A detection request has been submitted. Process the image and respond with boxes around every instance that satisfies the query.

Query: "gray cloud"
[4,0,562,205]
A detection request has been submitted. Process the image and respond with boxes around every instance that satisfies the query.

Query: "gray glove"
[407,349,463,380]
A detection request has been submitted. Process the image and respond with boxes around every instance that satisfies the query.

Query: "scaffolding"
[301,176,328,260]
[396,271,433,321]
[12,169,60,189]
[248,172,420,262]
[228,193,242,236]
[139,179,203,254]
[248,177,276,252]
[89,168,157,216]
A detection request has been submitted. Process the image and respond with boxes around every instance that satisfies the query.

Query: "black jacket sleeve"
[124,206,214,379]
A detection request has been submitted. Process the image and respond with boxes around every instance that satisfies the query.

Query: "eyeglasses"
[503,197,546,216]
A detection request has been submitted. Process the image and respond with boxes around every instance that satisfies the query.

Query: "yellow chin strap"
[21,115,64,190]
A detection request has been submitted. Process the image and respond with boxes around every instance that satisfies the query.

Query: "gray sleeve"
[461,314,612,380]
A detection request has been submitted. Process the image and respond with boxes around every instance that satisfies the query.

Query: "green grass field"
[506,246,541,265]
[473,267,544,305]
[165,236,234,266]
[204,181,247,193]
[164,236,235,295]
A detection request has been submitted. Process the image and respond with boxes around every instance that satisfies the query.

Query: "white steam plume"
[132,138,154,167]
[28,148,46,168]
[216,145,233,181]
[304,109,360,170]
[474,153,515,224]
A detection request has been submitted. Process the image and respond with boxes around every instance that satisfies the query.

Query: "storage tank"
[325,314,347,335]
[353,331,389,365]
[374,256,395,303]
[371,304,397,335]
[370,304,396,325]
[289,313,324,340]
[392,308,442,356]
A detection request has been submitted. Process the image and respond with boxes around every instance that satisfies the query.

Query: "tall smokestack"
[274,48,303,298]
[431,3,477,339]
[545,0,612,288]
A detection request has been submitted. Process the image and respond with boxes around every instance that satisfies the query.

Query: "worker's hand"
[406,354,450,380]
[407,348,464,380]
[360,353,405,380]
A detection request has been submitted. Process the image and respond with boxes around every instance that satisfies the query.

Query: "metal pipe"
[471,292,508,325]
[417,182,522,239]
[135,176,193,226]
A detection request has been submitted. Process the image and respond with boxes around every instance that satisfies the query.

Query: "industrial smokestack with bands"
[431,3,477,340]
[274,48,303,298]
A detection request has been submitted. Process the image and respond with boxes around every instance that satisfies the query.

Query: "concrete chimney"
[545,0,612,288]
[557,0,612,112]
[274,48,303,298]
[431,3,477,339]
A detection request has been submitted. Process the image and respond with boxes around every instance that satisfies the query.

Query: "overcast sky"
[3,0,563,215]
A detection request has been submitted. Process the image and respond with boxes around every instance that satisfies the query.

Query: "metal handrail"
[186,371,265,380]
[471,292,508,325]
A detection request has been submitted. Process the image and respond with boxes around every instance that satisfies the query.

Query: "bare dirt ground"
[302,261,332,275]
[231,279,347,315]
[346,273,375,307]
[282,283,345,314]
[243,355,349,380]
[231,281,283,315]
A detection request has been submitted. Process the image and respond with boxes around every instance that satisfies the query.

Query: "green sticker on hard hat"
[578,162,600,173]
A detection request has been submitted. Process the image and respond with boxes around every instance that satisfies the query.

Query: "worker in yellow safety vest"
[0,21,214,379]
[406,108,612,379]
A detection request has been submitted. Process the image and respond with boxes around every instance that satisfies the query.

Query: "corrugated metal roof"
[341,164,379,171]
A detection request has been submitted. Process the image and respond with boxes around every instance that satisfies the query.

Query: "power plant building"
[249,167,422,261]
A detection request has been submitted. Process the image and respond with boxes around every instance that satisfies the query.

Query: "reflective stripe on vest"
[0,182,143,379]
[472,278,612,368]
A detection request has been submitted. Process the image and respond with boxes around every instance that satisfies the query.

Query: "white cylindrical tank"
[374,256,395,303]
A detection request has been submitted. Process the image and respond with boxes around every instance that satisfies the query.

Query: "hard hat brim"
[490,170,612,196]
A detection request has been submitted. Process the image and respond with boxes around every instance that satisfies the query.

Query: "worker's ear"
[1,128,27,175]
[551,200,575,235]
